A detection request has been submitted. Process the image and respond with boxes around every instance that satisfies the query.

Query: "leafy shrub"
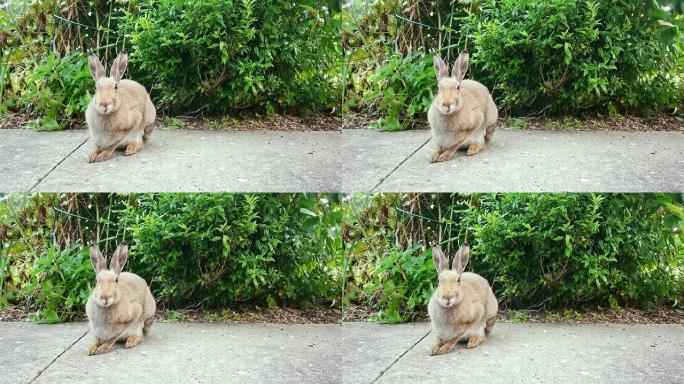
[347,193,684,322]
[1,0,340,128]
[23,244,93,323]
[120,193,340,308]
[0,0,132,127]
[468,0,683,115]
[0,194,95,322]
[363,245,435,323]
[20,51,93,130]
[464,194,682,308]
[363,51,435,131]
[347,0,684,129]
[1,193,342,322]
[125,0,341,114]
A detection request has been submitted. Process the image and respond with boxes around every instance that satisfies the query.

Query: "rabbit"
[85,52,156,163]
[428,244,498,356]
[86,243,156,355]
[428,51,498,163]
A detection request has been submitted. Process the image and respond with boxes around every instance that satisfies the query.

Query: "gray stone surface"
[1,130,342,192]
[349,322,684,384]
[0,130,88,191]
[0,322,88,384]
[341,322,430,384]
[345,129,684,192]
[2,129,682,192]
[2,322,342,384]
[2,321,683,383]
[341,130,429,192]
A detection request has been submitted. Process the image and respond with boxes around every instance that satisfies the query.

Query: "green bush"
[20,52,93,130]
[120,193,340,308]
[347,0,684,129]
[23,244,93,323]
[363,51,435,131]
[362,245,435,323]
[468,0,683,115]
[1,0,340,128]
[346,193,684,323]
[1,193,342,322]
[125,0,341,114]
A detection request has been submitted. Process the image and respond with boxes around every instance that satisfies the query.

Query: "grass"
[163,310,190,323]
[506,310,530,323]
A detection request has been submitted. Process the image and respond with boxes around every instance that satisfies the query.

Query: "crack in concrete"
[28,137,88,192]
[28,329,88,384]
[371,137,431,192]
[370,330,431,384]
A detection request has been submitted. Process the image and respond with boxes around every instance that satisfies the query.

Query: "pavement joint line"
[370,329,431,384]
[370,137,431,192]
[28,137,89,192]
[28,329,89,384]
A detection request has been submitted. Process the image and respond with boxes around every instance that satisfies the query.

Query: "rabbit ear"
[433,54,448,81]
[110,243,129,274]
[89,245,106,273]
[432,245,449,273]
[451,51,469,81]
[452,243,470,274]
[88,54,106,81]
[110,52,129,82]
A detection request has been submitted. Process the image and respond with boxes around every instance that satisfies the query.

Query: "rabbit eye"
[114,84,118,90]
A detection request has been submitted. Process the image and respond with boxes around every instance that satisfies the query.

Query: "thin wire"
[394,14,438,30]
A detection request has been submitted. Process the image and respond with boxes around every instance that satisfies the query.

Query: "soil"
[3,303,681,325]
[0,304,342,324]
[5,111,681,132]
[342,304,684,324]
[0,112,342,132]
[342,112,684,132]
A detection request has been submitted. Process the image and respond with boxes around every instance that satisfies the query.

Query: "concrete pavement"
[2,321,682,383]
[1,128,682,192]
[343,322,684,384]
[0,129,342,192]
[1,322,342,384]
[343,129,684,192]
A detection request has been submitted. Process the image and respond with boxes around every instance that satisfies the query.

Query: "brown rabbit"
[428,52,498,163]
[86,243,156,355]
[428,244,498,355]
[85,52,156,163]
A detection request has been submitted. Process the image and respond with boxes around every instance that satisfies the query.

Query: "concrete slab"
[0,322,87,384]
[360,130,684,192]
[2,321,683,383]
[0,130,88,192]
[1,130,342,192]
[371,323,684,384]
[29,323,343,384]
[341,129,429,192]
[341,322,430,384]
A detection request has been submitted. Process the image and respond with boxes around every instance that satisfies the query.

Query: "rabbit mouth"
[99,298,115,307]
[441,299,456,307]
[440,105,459,115]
